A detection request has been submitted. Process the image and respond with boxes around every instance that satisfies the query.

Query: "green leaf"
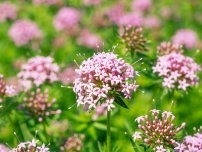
[114,96,128,109]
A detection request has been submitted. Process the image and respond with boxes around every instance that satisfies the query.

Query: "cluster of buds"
[18,56,59,90]
[11,139,49,152]
[175,128,202,152]
[22,88,61,122]
[73,52,138,111]
[157,41,183,56]
[0,74,16,102]
[135,109,186,151]
[153,51,201,90]
[120,25,147,53]
[61,134,85,152]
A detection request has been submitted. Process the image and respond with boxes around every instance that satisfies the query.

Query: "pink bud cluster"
[0,2,17,23]
[9,20,42,46]
[22,88,61,122]
[77,29,102,49]
[11,139,49,152]
[61,134,85,152]
[153,52,201,90]
[73,52,138,111]
[0,74,16,102]
[18,56,59,89]
[175,133,202,152]
[157,42,183,56]
[54,7,80,32]
[172,29,198,49]
[135,109,186,151]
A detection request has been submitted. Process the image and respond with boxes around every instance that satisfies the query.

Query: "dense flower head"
[132,0,152,12]
[175,132,202,152]
[107,3,124,24]
[120,25,147,52]
[77,29,102,49]
[153,52,201,90]
[53,7,80,31]
[0,74,16,102]
[118,12,143,27]
[172,29,198,49]
[10,139,49,152]
[73,52,138,111]
[61,134,85,152]
[83,0,102,6]
[135,109,186,151]
[157,42,183,56]
[9,19,42,46]
[18,56,59,89]
[0,2,17,23]
[33,0,61,5]
[22,88,61,122]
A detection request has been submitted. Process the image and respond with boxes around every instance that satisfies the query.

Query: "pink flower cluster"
[132,0,152,12]
[11,139,49,152]
[77,29,102,49]
[73,52,138,111]
[0,2,17,23]
[83,0,102,6]
[153,52,201,90]
[143,16,161,29]
[172,29,198,49]
[61,134,85,152]
[33,0,61,5]
[22,88,61,122]
[107,3,124,24]
[54,7,80,31]
[59,66,78,85]
[135,109,186,151]
[18,56,59,89]
[175,133,202,152]
[9,20,42,46]
[0,74,16,102]
[118,12,143,27]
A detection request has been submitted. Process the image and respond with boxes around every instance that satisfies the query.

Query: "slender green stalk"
[107,110,111,152]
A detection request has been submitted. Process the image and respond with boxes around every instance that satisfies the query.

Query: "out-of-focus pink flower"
[59,66,78,85]
[172,29,198,49]
[83,0,102,6]
[107,3,124,24]
[0,144,10,151]
[33,0,62,5]
[73,52,138,111]
[18,56,59,89]
[9,20,42,46]
[143,16,161,29]
[0,2,17,23]
[118,12,143,27]
[77,29,102,49]
[92,104,107,120]
[132,0,152,12]
[53,7,80,31]
[153,52,201,90]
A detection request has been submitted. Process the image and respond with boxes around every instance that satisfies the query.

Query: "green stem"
[107,110,111,152]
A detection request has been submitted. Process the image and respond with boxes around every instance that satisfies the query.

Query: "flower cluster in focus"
[135,109,186,151]
[73,52,138,111]
[18,56,59,89]
[22,88,61,122]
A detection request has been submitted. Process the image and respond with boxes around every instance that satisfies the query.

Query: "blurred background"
[0,0,202,151]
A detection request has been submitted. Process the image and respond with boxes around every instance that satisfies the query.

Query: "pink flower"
[33,0,61,5]
[107,3,124,24]
[172,29,198,49]
[77,29,102,49]
[132,0,152,12]
[9,20,42,46]
[83,0,102,6]
[58,66,78,84]
[153,52,201,90]
[53,7,80,31]
[0,2,17,23]
[18,56,59,89]
[73,52,138,111]
[118,12,143,27]
[0,144,10,152]
[143,15,161,29]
